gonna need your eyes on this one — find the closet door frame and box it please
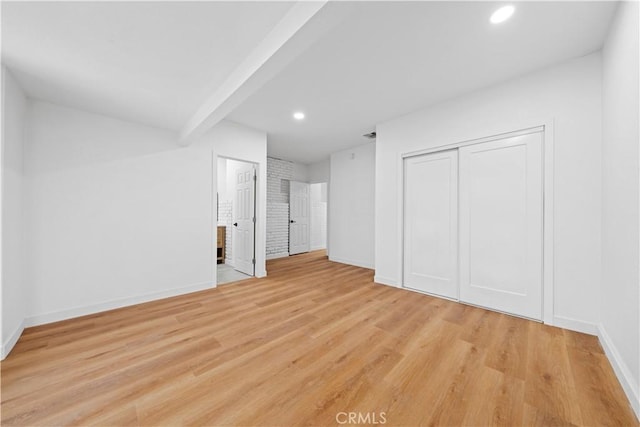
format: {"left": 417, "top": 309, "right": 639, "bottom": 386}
{"left": 398, "top": 120, "right": 554, "bottom": 325}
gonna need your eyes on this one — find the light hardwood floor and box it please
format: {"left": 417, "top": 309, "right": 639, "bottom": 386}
{"left": 1, "top": 251, "right": 637, "bottom": 426}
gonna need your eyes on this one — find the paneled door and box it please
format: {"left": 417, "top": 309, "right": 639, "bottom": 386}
{"left": 459, "top": 132, "right": 543, "bottom": 320}
{"left": 289, "top": 181, "right": 310, "bottom": 255}
{"left": 233, "top": 164, "right": 256, "bottom": 276}
{"left": 403, "top": 150, "right": 458, "bottom": 299}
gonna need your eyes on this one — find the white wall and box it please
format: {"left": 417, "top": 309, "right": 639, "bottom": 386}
{"left": 292, "top": 161, "right": 309, "bottom": 182}
{"left": 23, "top": 100, "right": 267, "bottom": 326}
{"left": 310, "top": 182, "right": 327, "bottom": 251}
{"left": 376, "top": 53, "right": 603, "bottom": 330}
{"left": 308, "top": 159, "right": 330, "bottom": 184}
{"left": 601, "top": 0, "right": 640, "bottom": 416}
{"left": 329, "top": 143, "right": 375, "bottom": 269}
{"left": 1, "top": 67, "right": 28, "bottom": 358}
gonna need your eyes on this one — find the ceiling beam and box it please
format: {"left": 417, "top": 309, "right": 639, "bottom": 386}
{"left": 179, "top": 1, "right": 351, "bottom": 146}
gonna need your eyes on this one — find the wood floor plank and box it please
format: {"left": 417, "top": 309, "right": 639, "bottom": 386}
{"left": 423, "top": 342, "right": 488, "bottom": 426}
{"left": 565, "top": 344, "right": 637, "bottom": 426}
{"left": 460, "top": 366, "right": 525, "bottom": 426}
{"left": 524, "top": 323, "right": 585, "bottom": 425}
{"left": 223, "top": 328, "right": 393, "bottom": 426}
{"left": 485, "top": 313, "right": 530, "bottom": 380}
{"left": 563, "top": 328, "right": 605, "bottom": 355}
{"left": 522, "top": 402, "right": 580, "bottom": 427}
{"left": 1, "top": 250, "right": 636, "bottom": 426}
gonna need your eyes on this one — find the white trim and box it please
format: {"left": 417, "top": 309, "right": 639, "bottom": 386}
{"left": 25, "top": 281, "right": 215, "bottom": 328}
{"left": 598, "top": 324, "right": 640, "bottom": 418}
{"left": 401, "top": 126, "right": 545, "bottom": 159}
{"left": 373, "top": 275, "right": 399, "bottom": 287}
{"left": 1, "top": 319, "right": 25, "bottom": 360}
{"left": 397, "top": 144, "right": 405, "bottom": 292}
{"left": 552, "top": 315, "right": 598, "bottom": 335}
{"left": 542, "top": 121, "right": 555, "bottom": 325}
{"left": 310, "top": 245, "right": 327, "bottom": 252}
{"left": 329, "top": 256, "right": 374, "bottom": 270}
{"left": 212, "top": 151, "right": 217, "bottom": 286}
{"left": 266, "top": 252, "right": 289, "bottom": 260}
{"left": 398, "top": 120, "right": 555, "bottom": 325}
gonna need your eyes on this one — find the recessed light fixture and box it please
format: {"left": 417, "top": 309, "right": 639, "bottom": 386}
{"left": 490, "top": 5, "right": 515, "bottom": 24}
{"left": 293, "top": 112, "right": 305, "bottom": 120}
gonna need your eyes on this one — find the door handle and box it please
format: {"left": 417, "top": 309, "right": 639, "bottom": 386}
{"left": 290, "top": 220, "right": 296, "bottom": 223}
{"left": 233, "top": 222, "right": 238, "bottom": 227}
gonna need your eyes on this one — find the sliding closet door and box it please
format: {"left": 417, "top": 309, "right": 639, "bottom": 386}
{"left": 403, "top": 150, "right": 458, "bottom": 299}
{"left": 459, "top": 132, "right": 543, "bottom": 320}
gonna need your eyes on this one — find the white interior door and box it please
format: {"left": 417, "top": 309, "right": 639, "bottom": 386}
{"left": 459, "top": 132, "right": 543, "bottom": 320}
{"left": 233, "top": 164, "right": 256, "bottom": 276}
{"left": 403, "top": 150, "right": 458, "bottom": 299}
{"left": 289, "top": 181, "right": 310, "bottom": 255}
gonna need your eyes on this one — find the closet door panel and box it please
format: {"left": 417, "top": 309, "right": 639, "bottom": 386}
{"left": 403, "top": 150, "right": 458, "bottom": 299}
{"left": 459, "top": 132, "right": 543, "bottom": 320}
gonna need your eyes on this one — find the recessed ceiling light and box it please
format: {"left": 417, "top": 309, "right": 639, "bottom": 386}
{"left": 490, "top": 5, "right": 515, "bottom": 24}
{"left": 293, "top": 112, "right": 305, "bottom": 120}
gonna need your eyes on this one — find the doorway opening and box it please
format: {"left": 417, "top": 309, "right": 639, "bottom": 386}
{"left": 288, "top": 181, "right": 328, "bottom": 256}
{"left": 216, "top": 156, "right": 257, "bottom": 285}
{"left": 309, "top": 182, "right": 328, "bottom": 254}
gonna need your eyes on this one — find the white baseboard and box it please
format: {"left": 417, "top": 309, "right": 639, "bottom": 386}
{"left": 266, "top": 252, "right": 289, "bottom": 260}
{"left": 373, "top": 275, "right": 399, "bottom": 287}
{"left": 552, "top": 315, "right": 599, "bottom": 335}
{"left": 310, "top": 245, "right": 327, "bottom": 251}
{"left": 2, "top": 319, "right": 25, "bottom": 360}
{"left": 25, "top": 281, "right": 215, "bottom": 328}
{"left": 329, "top": 256, "right": 374, "bottom": 270}
{"left": 598, "top": 324, "right": 640, "bottom": 419}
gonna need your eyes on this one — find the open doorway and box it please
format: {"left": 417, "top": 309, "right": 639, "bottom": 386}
{"left": 216, "top": 157, "right": 257, "bottom": 285}
{"left": 309, "top": 182, "right": 328, "bottom": 253}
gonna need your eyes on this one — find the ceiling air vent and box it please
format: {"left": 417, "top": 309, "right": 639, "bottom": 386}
{"left": 363, "top": 131, "right": 376, "bottom": 140}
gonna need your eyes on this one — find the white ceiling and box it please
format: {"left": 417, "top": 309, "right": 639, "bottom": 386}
{"left": 228, "top": 1, "right": 617, "bottom": 164}
{"left": 1, "top": 1, "right": 295, "bottom": 130}
{"left": 2, "top": 1, "right": 617, "bottom": 164}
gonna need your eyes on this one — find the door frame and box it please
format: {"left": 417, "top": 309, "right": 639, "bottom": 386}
{"left": 214, "top": 154, "right": 259, "bottom": 283}
{"left": 398, "top": 120, "right": 554, "bottom": 325}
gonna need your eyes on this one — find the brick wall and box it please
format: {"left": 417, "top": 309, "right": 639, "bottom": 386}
{"left": 267, "top": 157, "right": 294, "bottom": 258}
